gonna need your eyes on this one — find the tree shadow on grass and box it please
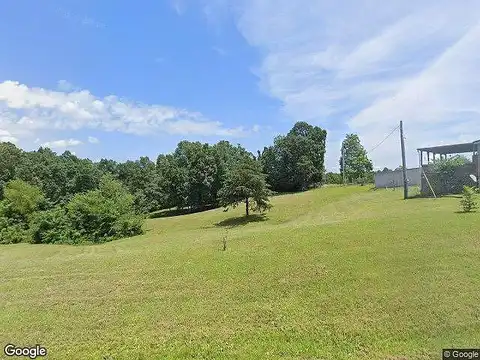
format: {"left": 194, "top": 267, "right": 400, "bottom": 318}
{"left": 214, "top": 214, "right": 268, "bottom": 228}
{"left": 407, "top": 193, "right": 427, "bottom": 200}
{"left": 408, "top": 194, "right": 464, "bottom": 200}
{"left": 149, "top": 205, "right": 217, "bottom": 219}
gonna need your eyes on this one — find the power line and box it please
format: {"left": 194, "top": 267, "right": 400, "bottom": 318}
{"left": 367, "top": 125, "right": 400, "bottom": 154}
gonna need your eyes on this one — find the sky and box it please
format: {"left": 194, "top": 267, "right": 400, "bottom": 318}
{"left": 1, "top": 0, "right": 480, "bottom": 171}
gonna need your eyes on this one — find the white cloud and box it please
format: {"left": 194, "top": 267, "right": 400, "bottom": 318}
{"left": 41, "top": 138, "right": 83, "bottom": 149}
{"left": 0, "top": 129, "right": 18, "bottom": 143}
{"left": 57, "top": 80, "right": 76, "bottom": 92}
{"left": 217, "top": 0, "right": 480, "bottom": 170}
{"left": 0, "top": 80, "right": 246, "bottom": 144}
{"left": 88, "top": 136, "right": 99, "bottom": 144}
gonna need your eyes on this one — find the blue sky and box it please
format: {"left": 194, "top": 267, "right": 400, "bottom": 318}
{"left": 1, "top": 0, "right": 480, "bottom": 171}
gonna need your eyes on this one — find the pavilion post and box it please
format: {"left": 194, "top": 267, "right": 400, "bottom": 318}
{"left": 477, "top": 143, "right": 480, "bottom": 188}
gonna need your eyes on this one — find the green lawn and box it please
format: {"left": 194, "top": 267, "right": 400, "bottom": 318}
{"left": 1, "top": 186, "right": 479, "bottom": 359}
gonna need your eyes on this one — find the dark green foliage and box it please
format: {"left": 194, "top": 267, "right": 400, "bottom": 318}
{"left": 16, "top": 149, "right": 100, "bottom": 205}
{"left": 0, "top": 142, "right": 23, "bottom": 199}
{"left": 433, "top": 156, "right": 470, "bottom": 190}
{"left": 0, "top": 180, "right": 45, "bottom": 244}
{"left": 212, "top": 141, "right": 251, "bottom": 204}
{"left": 366, "top": 171, "right": 375, "bottom": 184}
{"left": 29, "top": 207, "right": 81, "bottom": 244}
{"left": 115, "top": 157, "right": 163, "bottom": 213}
{"left": 0, "top": 175, "right": 143, "bottom": 244}
{"left": 433, "top": 156, "right": 470, "bottom": 172}
{"left": 0, "top": 218, "right": 30, "bottom": 244}
{"left": 173, "top": 141, "right": 218, "bottom": 210}
{"left": 325, "top": 172, "right": 343, "bottom": 184}
{"left": 424, "top": 156, "right": 474, "bottom": 196}
{"left": 460, "top": 186, "right": 477, "bottom": 213}
{"left": 218, "top": 156, "right": 272, "bottom": 216}
{"left": 66, "top": 175, "right": 144, "bottom": 243}
{"left": 339, "top": 134, "right": 373, "bottom": 183}
{"left": 2, "top": 180, "right": 46, "bottom": 221}
{"left": 97, "top": 158, "right": 118, "bottom": 175}
{"left": 156, "top": 154, "right": 187, "bottom": 209}
{"left": 355, "top": 172, "right": 375, "bottom": 186}
{"left": 156, "top": 140, "right": 251, "bottom": 212}
{"left": 260, "top": 122, "right": 327, "bottom": 192}
{"left": 0, "top": 122, "right": 330, "bottom": 244}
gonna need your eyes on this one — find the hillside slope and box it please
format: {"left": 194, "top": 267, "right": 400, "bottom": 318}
{"left": 1, "top": 186, "right": 479, "bottom": 359}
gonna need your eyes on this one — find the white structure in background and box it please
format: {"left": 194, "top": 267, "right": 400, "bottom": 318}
{"left": 374, "top": 168, "right": 421, "bottom": 188}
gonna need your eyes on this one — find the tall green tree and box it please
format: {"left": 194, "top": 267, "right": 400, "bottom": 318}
{"left": 166, "top": 141, "right": 218, "bottom": 211}
{"left": 116, "top": 157, "right": 163, "bottom": 213}
{"left": 15, "top": 148, "right": 100, "bottom": 205}
{"left": 218, "top": 156, "right": 272, "bottom": 216}
{"left": 180, "top": 141, "right": 217, "bottom": 210}
{"left": 260, "top": 122, "right": 327, "bottom": 192}
{"left": 339, "top": 134, "right": 373, "bottom": 183}
{"left": 1, "top": 179, "right": 46, "bottom": 222}
{"left": 211, "top": 141, "right": 251, "bottom": 204}
{"left": 0, "top": 142, "right": 23, "bottom": 199}
{"left": 97, "top": 158, "right": 118, "bottom": 175}
{"left": 156, "top": 153, "right": 188, "bottom": 209}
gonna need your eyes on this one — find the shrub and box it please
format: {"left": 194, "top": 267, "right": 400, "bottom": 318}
{"left": 325, "top": 172, "right": 343, "bottom": 185}
{"left": 0, "top": 175, "right": 144, "bottom": 245}
{"left": 0, "top": 217, "right": 29, "bottom": 244}
{"left": 66, "top": 175, "right": 144, "bottom": 243}
{"left": 29, "top": 207, "right": 82, "bottom": 244}
{"left": 3, "top": 179, "right": 46, "bottom": 220}
{"left": 0, "top": 180, "right": 47, "bottom": 244}
{"left": 460, "top": 186, "right": 477, "bottom": 213}
{"left": 111, "top": 214, "right": 144, "bottom": 238}
{"left": 355, "top": 177, "right": 366, "bottom": 186}
{"left": 433, "top": 156, "right": 472, "bottom": 194}
{"left": 355, "top": 173, "right": 374, "bottom": 186}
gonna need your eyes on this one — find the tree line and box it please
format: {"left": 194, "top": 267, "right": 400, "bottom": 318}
{"left": 326, "top": 134, "right": 374, "bottom": 185}
{"left": 0, "top": 121, "right": 335, "bottom": 245}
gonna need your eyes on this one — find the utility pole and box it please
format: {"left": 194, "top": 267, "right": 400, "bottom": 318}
{"left": 400, "top": 121, "right": 408, "bottom": 199}
{"left": 342, "top": 144, "right": 346, "bottom": 185}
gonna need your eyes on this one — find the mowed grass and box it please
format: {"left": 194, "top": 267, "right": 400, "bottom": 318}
{"left": 1, "top": 186, "right": 479, "bottom": 360}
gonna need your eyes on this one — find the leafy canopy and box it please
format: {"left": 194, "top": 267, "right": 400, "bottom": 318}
{"left": 260, "top": 122, "right": 327, "bottom": 192}
{"left": 218, "top": 156, "right": 272, "bottom": 216}
{"left": 339, "top": 134, "right": 373, "bottom": 183}
{"left": 2, "top": 179, "right": 46, "bottom": 219}
{"left": 0, "top": 121, "right": 329, "bottom": 245}
{"left": 67, "top": 175, "right": 143, "bottom": 242}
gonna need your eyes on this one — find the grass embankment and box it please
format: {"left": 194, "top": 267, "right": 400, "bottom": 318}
{"left": 1, "top": 186, "right": 479, "bottom": 359}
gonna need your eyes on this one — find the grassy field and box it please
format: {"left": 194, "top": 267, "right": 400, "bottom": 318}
{"left": 1, "top": 186, "right": 479, "bottom": 359}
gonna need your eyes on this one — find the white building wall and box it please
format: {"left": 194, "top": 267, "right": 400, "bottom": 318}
{"left": 374, "top": 168, "right": 421, "bottom": 188}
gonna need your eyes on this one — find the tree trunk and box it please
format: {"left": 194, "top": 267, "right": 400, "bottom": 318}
{"left": 245, "top": 197, "right": 249, "bottom": 216}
